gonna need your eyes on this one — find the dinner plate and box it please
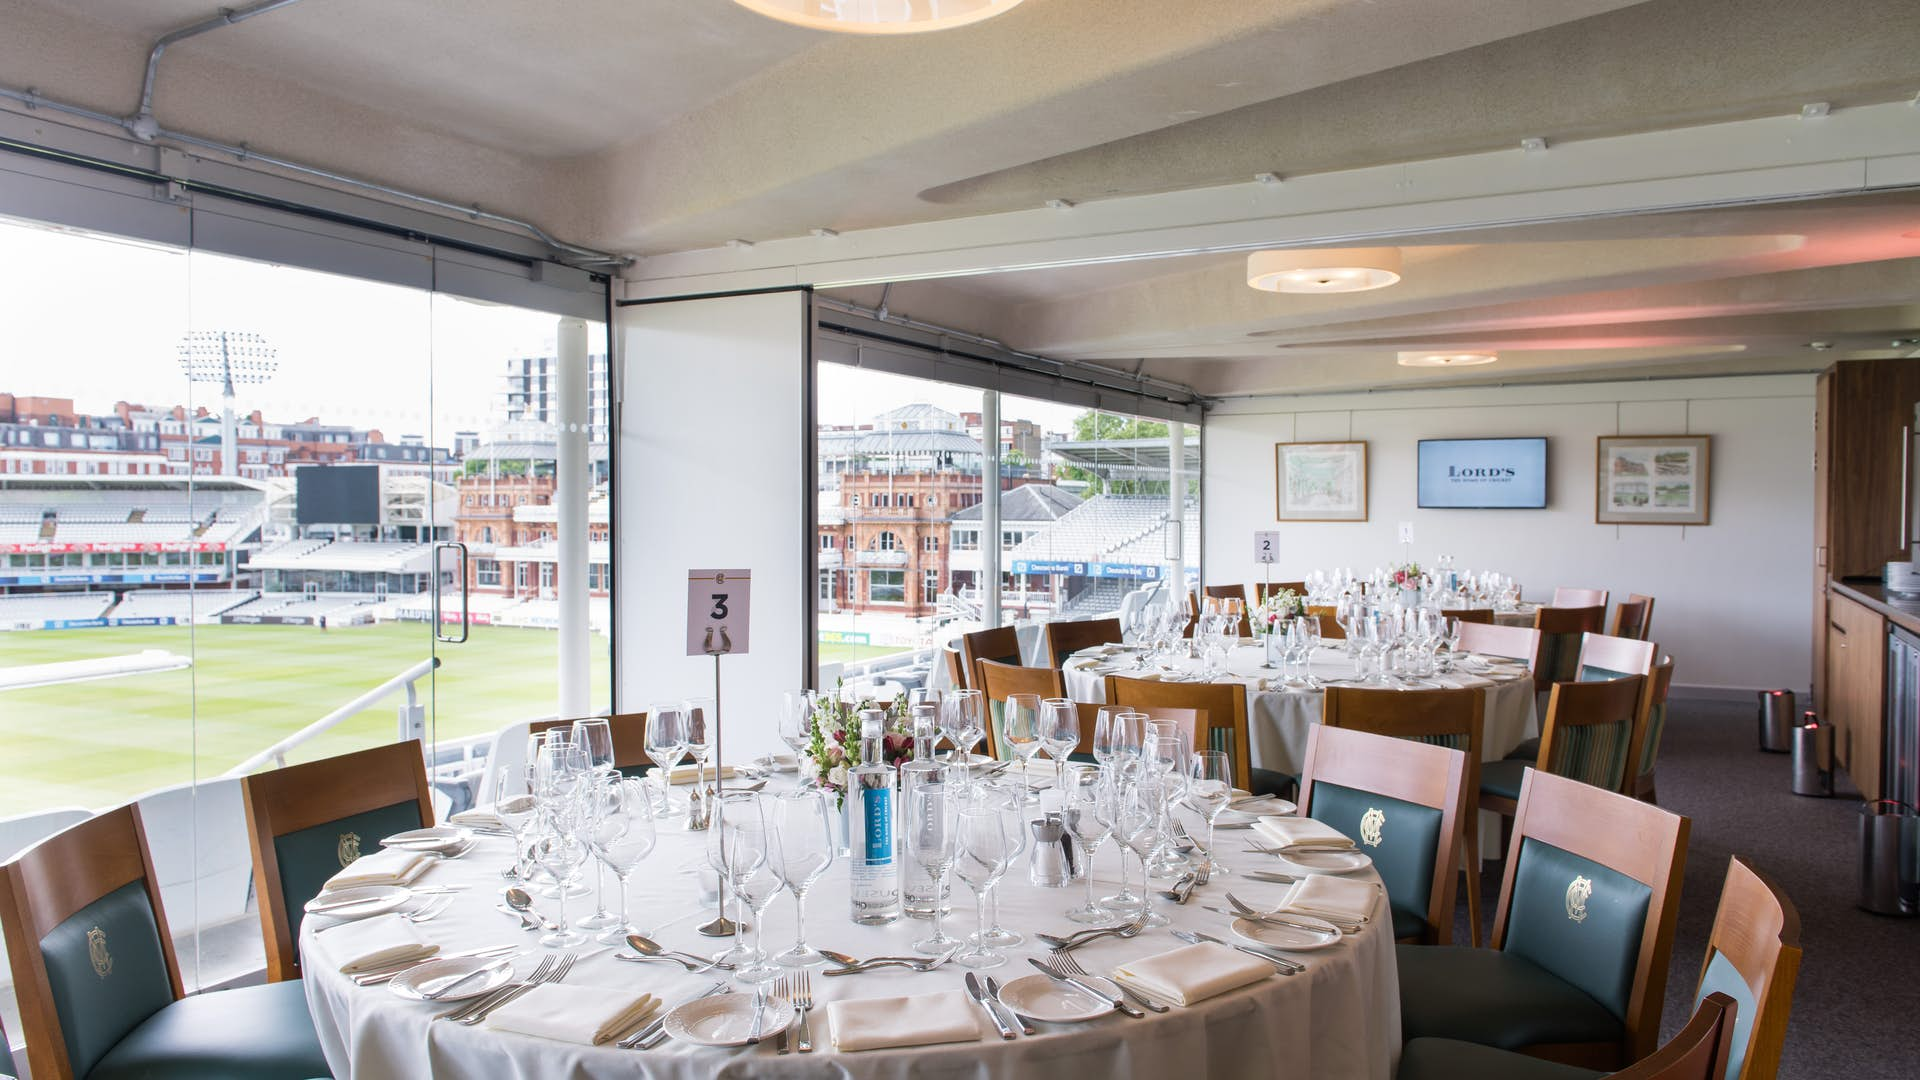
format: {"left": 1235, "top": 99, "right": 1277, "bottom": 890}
{"left": 1271, "top": 847, "right": 1373, "bottom": 875}
{"left": 994, "top": 973, "right": 1112, "bottom": 1023}
{"left": 387, "top": 955, "right": 513, "bottom": 1002}
{"left": 1218, "top": 798, "right": 1295, "bottom": 823}
{"left": 662, "top": 992, "right": 795, "bottom": 1047}
{"left": 304, "top": 884, "right": 411, "bottom": 919}
{"left": 1231, "top": 914, "right": 1342, "bottom": 952}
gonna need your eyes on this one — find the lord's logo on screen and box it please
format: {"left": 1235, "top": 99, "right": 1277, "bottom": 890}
{"left": 338, "top": 831, "right": 362, "bottom": 867}
{"left": 1566, "top": 875, "right": 1593, "bottom": 923}
{"left": 88, "top": 926, "right": 112, "bottom": 979}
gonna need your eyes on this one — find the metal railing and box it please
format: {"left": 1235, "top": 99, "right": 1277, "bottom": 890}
{"left": 222, "top": 656, "right": 439, "bottom": 776}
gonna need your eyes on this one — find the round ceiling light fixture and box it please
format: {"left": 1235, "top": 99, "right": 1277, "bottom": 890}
{"left": 1398, "top": 351, "right": 1497, "bottom": 368}
{"left": 1247, "top": 247, "right": 1403, "bottom": 293}
{"left": 730, "top": 0, "right": 1025, "bottom": 34}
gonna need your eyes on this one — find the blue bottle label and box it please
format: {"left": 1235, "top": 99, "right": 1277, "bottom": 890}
{"left": 861, "top": 787, "right": 892, "bottom": 865}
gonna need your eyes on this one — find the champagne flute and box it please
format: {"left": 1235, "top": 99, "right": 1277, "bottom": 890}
{"left": 571, "top": 718, "right": 618, "bottom": 930}
{"left": 1040, "top": 697, "right": 1081, "bottom": 795}
{"left": 769, "top": 788, "right": 835, "bottom": 966}
{"left": 644, "top": 705, "right": 689, "bottom": 820}
{"left": 585, "top": 776, "right": 657, "bottom": 943}
{"left": 1061, "top": 764, "right": 1117, "bottom": 923}
{"left": 906, "top": 782, "right": 959, "bottom": 955}
{"left": 1184, "top": 750, "right": 1233, "bottom": 875}
{"left": 1002, "top": 694, "right": 1044, "bottom": 805}
{"left": 951, "top": 807, "right": 1013, "bottom": 969}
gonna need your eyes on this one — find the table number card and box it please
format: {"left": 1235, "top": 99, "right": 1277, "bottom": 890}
{"left": 1397, "top": 521, "right": 1415, "bottom": 545}
{"left": 687, "top": 568, "right": 750, "bottom": 656}
{"left": 1254, "top": 531, "right": 1281, "bottom": 564}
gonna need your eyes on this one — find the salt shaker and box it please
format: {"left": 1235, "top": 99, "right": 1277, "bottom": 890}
{"left": 1027, "top": 815, "right": 1071, "bottom": 887}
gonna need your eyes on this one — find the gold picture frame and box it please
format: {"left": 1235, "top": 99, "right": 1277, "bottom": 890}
{"left": 1595, "top": 435, "right": 1710, "bottom": 525}
{"left": 1276, "top": 441, "right": 1369, "bottom": 522}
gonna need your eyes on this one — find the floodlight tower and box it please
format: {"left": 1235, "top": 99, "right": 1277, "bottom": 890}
{"left": 177, "top": 331, "right": 278, "bottom": 477}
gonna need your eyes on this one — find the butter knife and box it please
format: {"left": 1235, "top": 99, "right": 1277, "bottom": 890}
{"left": 966, "top": 972, "right": 1017, "bottom": 1039}
{"left": 1026, "top": 958, "right": 1142, "bottom": 1018}
{"left": 1171, "top": 929, "right": 1302, "bottom": 974}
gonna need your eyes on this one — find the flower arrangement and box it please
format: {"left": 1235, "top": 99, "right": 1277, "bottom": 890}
{"left": 1252, "top": 588, "right": 1301, "bottom": 636}
{"left": 806, "top": 680, "right": 916, "bottom": 807}
{"left": 1390, "top": 562, "right": 1423, "bottom": 588}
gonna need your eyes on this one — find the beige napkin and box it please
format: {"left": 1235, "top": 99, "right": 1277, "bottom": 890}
{"left": 826, "top": 989, "right": 982, "bottom": 1052}
{"left": 666, "top": 764, "right": 738, "bottom": 785}
{"left": 319, "top": 914, "right": 438, "bottom": 974}
{"left": 323, "top": 846, "right": 433, "bottom": 891}
{"left": 1111, "top": 942, "right": 1273, "bottom": 1006}
{"left": 1442, "top": 672, "right": 1493, "bottom": 689}
{"left": 1280, "top": 875, "right": 1380, "bottom": 923}
{"left": 1253, "top": 817, "right": 1353, "bottom": 850}
{"left": 486, "top": 982, "right": 661, "bottom": 1045}
{"left": 449, "top": 807, "right": 505, "bottom": 830}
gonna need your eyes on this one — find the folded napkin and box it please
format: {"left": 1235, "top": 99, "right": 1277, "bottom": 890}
{"left": 319, "top": 915, "right": 437, "bottom": 974}
{"left": 1280, "top": 875, "right": 1380, "bottom": 924}
{"left": 1110, "top": 942, "right": 1273, "bottom": 1007}
{"left": 486, "top": 982, "right": 661, "bottom": 1045}
{"left": 448, "top": 807, "right": 502, "bottom": 830}
{"left": 1442, "top": 672, "right": 1493, "bottom": 689}
{"left": 666, "top": 764, "right": 738, "bottom": 785}
{"left": 323, "top": 846, "right": 433, "bottom": 891}
{"left": 827, "top": 989, "right": 982, "bottom": 1052}
{"left": 1253, "top": 817, "right": 1353, "bottom": 851}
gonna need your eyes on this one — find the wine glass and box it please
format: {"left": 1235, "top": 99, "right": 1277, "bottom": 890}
{"left": 585, "top": 776, "right": 657, "bottom": 943}
{"left": 683, "top": 696, "right": 716, "bottom": 796}
{"left": 1142, "top": 730, "right": 1189, "bottom": 879}
{"left": 951, "top": 807, "right": 1013, "bottom": 969}
{"left": 494, "top": 770, "right": 540, "bottom": 891}
{"left": 941, "top": 689, "right": 986, "bottom": 767}
{"left": 1001, "top": 694, "right": 1044, "bottom": 805}
{"left": 1115, "top": 778, "right": 1169, "bottom": 927}
{"left": 644, "top": 706, "right": 689, "bottom": 819}
{"left": 1185, "top": 750, "right": 1233, "bottom": 876}
{"left": 1061, "top": 764, "right": 1117, "bottom": 923}
{"left": 1297, "top": 614, "right": 1323, "bottom": 688}
{"left": 1092, "top": 706, "right": 1138, "bottom": 768}
{"left": 707, "top": 791, "right": 770, "bottom": 973}
{"left": 905, "top": 781, "right": 959, "bottom": 955}
{"left": 570, "top": 718, "right": 619, "bottom": 930}
{"left": 778, "top": 691, "right": 813, "bottom": 772}
{"left": 1440, "top": 616, "right": 1464, "bottom": 672}
{"left": 768, "top": 788, "right": 834, "bottom": 966}
{"left": 1040, "top": 697, "right": 1081, "bottom": 794}
{"left": 974, "top": 782, "right": 1029, "bottom": 947}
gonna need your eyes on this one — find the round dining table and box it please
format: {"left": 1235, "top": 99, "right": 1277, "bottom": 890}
{"left": 1063, "top": 643, "right": 1538, "bottom": 779}
{"left": 301, "top": 786, "right": 1402, "bottom": 1079}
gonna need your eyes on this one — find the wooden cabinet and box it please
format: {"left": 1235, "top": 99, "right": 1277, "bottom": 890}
{"left": 1827, "top": 590, "right": 1885, "bottom": 799}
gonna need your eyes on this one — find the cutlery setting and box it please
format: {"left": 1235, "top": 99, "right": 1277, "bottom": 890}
{"left": 438, "top": 952, "right": 577, "bottom": 1025}
{"left": 820, "top": 946, "right": 958, "bottom": 975}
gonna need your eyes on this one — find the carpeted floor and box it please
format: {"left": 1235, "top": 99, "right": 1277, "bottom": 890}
{"left": 1452, "top": 697, "right": 1920, "bottom": 1077}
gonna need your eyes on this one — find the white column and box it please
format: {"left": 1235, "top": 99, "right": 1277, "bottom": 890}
{"left": 1167, "top": 421, "right": 1186, "bottom": 589}
{"left": 981, "top": 390, "right": 1002, "bottom": 628}
{"left": 556, "top": 317, "right": 590, "bottom": 719}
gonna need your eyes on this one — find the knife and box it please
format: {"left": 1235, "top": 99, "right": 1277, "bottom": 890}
{"left": 983, "top": 975, "right": 1034, "bottom": 1035}
{"left": 966, "top": 972, "right": 1017, "bottom": 1039}
{"left": 418, "top": 958, "right": 511, "bottom": 1000}
{"left": 624, "top": 982, "right": 727, "bottom": 1050}
{"left": 1025, "top": 958, "right": 1143, "bottom": 1018}
{"left": 1170, "top": 929, "right": 1302, "bottom": 974}
{"left": 1243, "top": 870, "right": 1300, "bottom": 885}
{"left": 1204, "top": 904, "right": 1355, "bottom": 935}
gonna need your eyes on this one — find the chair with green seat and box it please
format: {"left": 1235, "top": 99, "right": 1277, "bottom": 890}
{"left": 1458, "top": 622, "right": 1543, "bottom": 674}
{"left": 959, "top": 626, "right": 1024, "bottom": 694}
{"left": 1507, "top": 632, "right": 1657, "bottom": 766}
{"left": 1398, "top": 991, "right": 1739, "bottom": 1080}
{"left": 1323, "top": 686, "right": 1486, "bottom": 945}
{"left": 974, "top": 659, "right": 1066, "bottom": 759}
{"left": 1104, "top": 675, "right": 1293, "bottom": 798}
{"left": 531, "top": 713, "right": 656, "bottom": 779}
{"left": 1533, "top": 606, "right": 1607, "bottom": 690}
{"left": 0, "top": 805, "right": 331, "bottom": 1079}
{"left": 1297, "top": 721, "right": 1470, "bottom": 946}
{"left": 1042, "top": 618, "right": 1123, "bottom": 668}
{"left": 1398, "top": 768, "right": 1690, "bottom": 1070}
{"left": 1482, "top": 674, "right": 1647, "bottom": 852}
{"left": 1631, "top": 658, "right": 1676, "bottom": 804}
{"left": 242, "top": 740, "right": 436, "bottom": 982}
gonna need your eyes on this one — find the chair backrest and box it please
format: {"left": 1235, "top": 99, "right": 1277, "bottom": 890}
{"left": 0, "top": 806, "right": 181, "bottom": 1080}
{"left": 1537, "top": 674, "right": 1647, "bottom": 794}
{"left": 1306, "top": 604, "right": 1345, "bottom": 640}
{"left": 1104, "top": 676, "right": 1252, "bottom": 790}
{"left": 1553, "top": 587, "right": 1611, "bottom": 609}
{"left": 975, "top": 659, "right": 1066, "bottom": 758}
{"left": 1067, "top": 703, "right": 1111, "bottom": 757}
{"left": 1200, "top": 585, "right": 1252, "bottom": 637}
{"left": 531, "top": 712, "right": 656, "bottom": 777}
{"left": 241, "top": 740, "right": 436, "bottom": 981}
{"left": 959, "top": 626, "right": 1023, "bottom": 691}
{"left": 1694, "top": 857, "right": 1800, "bottom": 1080}
{"left": 1612, "top": 992, "right": 1739, "bottom": 1080}
{"left": 1449, "top": 607, "right": 1495, "bottom": 624}
{"left": 1043, "top": 618, "right": 1123, "bottom": 667}
{"left": 1458, "top": 622, "right": 1543, "bottom": 671}
{"left": 1493, "top": 769, "right": 1689, "bottom": 1064}
{"left": 1634, "top": 656, "right": 1677, "bottom": 788}
{"left": 943, "top": 643, "right": 969, "bottom": 691}
{"left": 1298, "top": 722, "right": 1470, "bottom": 945}
{"left": 1535, "top": 604, "right": 1607, "bottom": 685}
{"left": 1610, "top": 594, "right": 1655, "bottom": 641}
{"left": 1255, "top": 581, "right": 1308, "bottom": 603}
{"left": 1578, "top": 632, "right": 1658, "bottom": 680}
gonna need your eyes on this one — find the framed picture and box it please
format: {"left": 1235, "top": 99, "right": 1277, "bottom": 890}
{"left": 1596, "top": 435, "right": 1711, "bottom": 525}
{"left": 1275, "top": 441, "right": 1368, "bottom": 521}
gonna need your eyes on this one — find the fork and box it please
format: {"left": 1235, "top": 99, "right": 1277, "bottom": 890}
{"left": 438, "top": 955, "right": 553, "bottom": 1023}
{"left": 776, "top": 973, "right": 794, "bottom": 1054}
{"left": 794, "top": 969, "right": 815, "bottom": 1053}
{"left": 1040, "top": 919, "right": 1145, "bottom": 954}
{"left": 403, "top": 895, "right": 454, "bottom": 923}
{"left": 457, "top": 952, "right": 575, "bottom": 1025}
{"left": 1054, "top": 949, "right": 1168, "bottom": 1013}
{"left": 821, "top": 947, "right": 958, "bottom": 975}
{"left": 1044, "top": 952, "right": 1141, "bottom": 1017}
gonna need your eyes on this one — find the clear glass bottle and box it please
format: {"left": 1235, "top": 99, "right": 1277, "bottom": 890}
{"left": 898, "top": 704, "right": 950, "bottom": 918}
{"left": 849, "top": 708, "right": 901, "bottom": 924}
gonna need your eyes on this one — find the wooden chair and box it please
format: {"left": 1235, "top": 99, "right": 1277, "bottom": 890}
{"left": 1507, "top": 633, "right": 1658, "bottom": 768}
{"left": 943, "top": 642, "right": 969, "bottom": 691}
{"left": 1481, "top": 676, "right": 1648, "bottom": 865}
{"left": 1255, "top": 580, "right": 1308, "bottom": 603}
{"left": 1043, "top": 617, "right": 1123, "bottom": 667}
{"left": 975, "top": 658, "right": 1066, "bottom": 758}
{"left": 241, "top": 739, "right": 436, "bottom": 981}
{"left": 1298, "top": 723, "right": 1469, "bottom": 947}
{"left": 1399, "top": 992, "right": 1738, "bottom": 1080}
{"left": 1552, "top": 587, "right": 1611, "bottom": 609}
{"left": 1610, "top": 594, "right": 1656, "bottom": 641}
{"left": 1534, "top": 605, "right": 1607, "bottom": 689}
{"left": 1200, "top": 584, "right": 1253, "bottom": 637}
{"left": 1693, "top": 857, "right": 1801, "bottom": 1080}
{"left": 1323, "top": 686, "right": 1487, "bottom": 945}
{"left": 1459, "top": 622, "right": 1543, "bottom": 672}
{"left": 1632, "top": 657, "right": 1677, "bottom": 803}
{"left": 959, "top": 626, "right": 1023, "bottom": 692}
{"left": 1307, "top": 604, "right": 1345, "bottom": 640}
{"left": 1449, "top": 608, "right": 1496, "bottom": 624}
{"left": 1103, "top": 675, "right": 1286, "bottom": 796}
{"left": 1398, "top": 769, "right": 1690, "bottom": 1070}
{"left": 531, "top": 712, "right": 656, "bottom": 778}
{"left": 0, "top": 806, "right": 329, "bottom": 1079}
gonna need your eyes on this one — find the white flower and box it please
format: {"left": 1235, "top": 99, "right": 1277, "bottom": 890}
{"left": 827, "top": 764, "right": 847, "bottom": 789}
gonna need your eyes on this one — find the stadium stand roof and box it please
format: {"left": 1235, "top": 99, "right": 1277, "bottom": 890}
{"left": 950, "top": 484, "right": 1081, "bottom": 524}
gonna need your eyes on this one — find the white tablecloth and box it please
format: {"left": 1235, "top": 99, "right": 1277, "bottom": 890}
{"left": 302, "top": 791, "right": 1401, "bottom": 1079}
{"left": 1063, "top": 645, "right": 1537, "bottom": 776}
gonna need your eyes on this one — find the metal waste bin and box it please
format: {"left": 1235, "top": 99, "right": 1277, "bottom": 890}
{"left": 1858, "top": 800, "right": 1918, "bottom": 916}
{"left": 1791, "top": 715, "right": 1833, "bottom": 797}
{"left": 1758, "top": 689, "right": 1795, "bottom": 753}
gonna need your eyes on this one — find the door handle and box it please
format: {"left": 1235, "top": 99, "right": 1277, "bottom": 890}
{"left": 433, "top": 541, "right": 470, "bottom": 644}
{"left": 1903, "top": 425, "right": 1911, "bottom": 553}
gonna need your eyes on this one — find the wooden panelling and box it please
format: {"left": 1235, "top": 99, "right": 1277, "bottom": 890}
{"left": 1826, "top": 591, "right": 1884, "bottom": 799}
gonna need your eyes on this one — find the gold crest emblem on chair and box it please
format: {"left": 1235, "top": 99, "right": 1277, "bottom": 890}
{"left": 1360, "top": 806, "right": 1386, "bottom": 848}
{"left": 337, "top": 831, "right": 361, "bottom": 868}
{"left": 1566, "top": 874, "right": 1593, "bottom": 923}
{"left": 87, "top": 926, "right": 112, "bottom": 979}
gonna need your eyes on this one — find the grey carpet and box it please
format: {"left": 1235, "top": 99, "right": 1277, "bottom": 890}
{"left": 1450, "top": 698, "right": 1920, "bottom": 1077}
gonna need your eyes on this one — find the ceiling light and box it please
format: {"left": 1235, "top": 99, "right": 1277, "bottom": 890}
{"left": 1399, "top": 351, "right": 1497, "bottom": 368}
{"left": 1247, "top": 248, "right": 1403, "bottom": 293}
{"left": 730, "top": 0, "right": 1025, "bottom": 34}
{"left": 1807, "top": 341, "right": 1834, "bottom": 350}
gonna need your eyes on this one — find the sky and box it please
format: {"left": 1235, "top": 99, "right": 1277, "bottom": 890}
{"left": 0, "top": 215, "right": 1098, "bottom": 444}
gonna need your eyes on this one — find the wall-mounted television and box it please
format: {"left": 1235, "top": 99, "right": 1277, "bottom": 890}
{"left": 1417, "top": 437, "right": 1549, "bottom": 509}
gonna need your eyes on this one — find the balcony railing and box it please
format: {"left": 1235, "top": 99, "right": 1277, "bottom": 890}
{"left": 855, "top": 549, "right": 910, "bottom": 567}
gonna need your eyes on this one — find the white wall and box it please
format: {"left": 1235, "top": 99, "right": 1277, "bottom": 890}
{"left": 1203, "top": 374, "right": 1815, "bottom": 694}
{"left": 615, "top": 290, "right": 810, "bottom": 763}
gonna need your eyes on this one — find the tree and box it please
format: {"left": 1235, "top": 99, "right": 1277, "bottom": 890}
{"left": 1057, "top": 412, "right": 1174, "bottom": 495}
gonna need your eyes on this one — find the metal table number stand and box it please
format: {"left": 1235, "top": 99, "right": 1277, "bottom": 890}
{"left": 687, "top": 569, "right": 750, "bottom": 939}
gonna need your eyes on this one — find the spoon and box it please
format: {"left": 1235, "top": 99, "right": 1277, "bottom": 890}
{"left": 503, "top": 888, "right": 560, "bottom": 931}
{"left": 624, "top": 934, "right": 734, "bottom": 971}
